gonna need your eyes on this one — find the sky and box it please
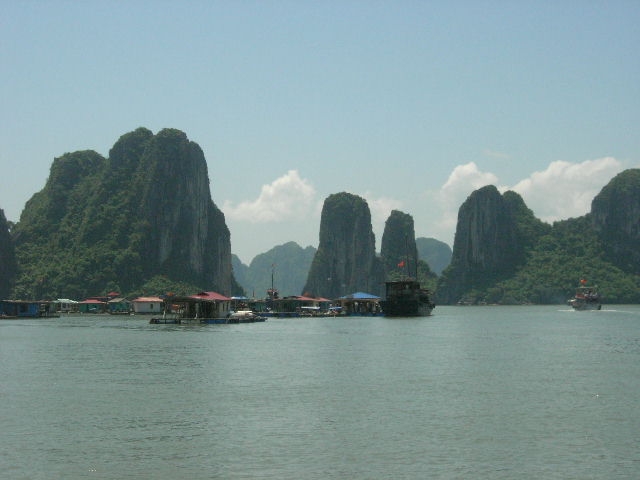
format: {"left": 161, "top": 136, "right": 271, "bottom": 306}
{"left": 2, "top": 1, "right": 639, "bottom": 264}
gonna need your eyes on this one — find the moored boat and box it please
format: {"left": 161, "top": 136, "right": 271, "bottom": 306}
{"left": 380, "top": 279, "right": 435, "bottom": 317}
{"left": 226, "top": 310, "right": 266, "bottom": 323}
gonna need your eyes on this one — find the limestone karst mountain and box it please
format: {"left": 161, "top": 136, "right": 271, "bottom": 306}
{"left": 591, "top": 168, "right": 640, "bottom": 274}
{"left": 303, "top": 192, "right": 385, "bottom": 298}
{"left": 436, "top": 169, "right": 640, "bottom": 304}
{"left": 0, "top": 209, "right": 16, "bottom": 299}
{"left": 5, "top": 132, "right": 639, "bottom": 306}
{"left": 436, "top": 186, "right": 550, "bottom": 304}
{"left": 380, "top": 210, "right": 420, "bottom": 277}
{"left": 11, "top": 127, "right": 240, "bottom": 299}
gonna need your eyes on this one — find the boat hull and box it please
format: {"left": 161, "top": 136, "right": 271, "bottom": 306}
{"left": 381, "top": 279, "right": 435, "bottom": 317}
{"left": 150, "top": 316, "right": 266, "bottom": 325}
{"left": 568, "top": 284, "right": 601, "bottom": 311}
{"left": 569, "top": 299, "right": 601, "bottom": 311}
{"left": 380, "top": 299, "right": 434, "bottom": 317}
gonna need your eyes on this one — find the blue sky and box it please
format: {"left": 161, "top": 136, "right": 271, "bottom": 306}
{"left": 2, "top": 1, "right": 639, "bottom": 264}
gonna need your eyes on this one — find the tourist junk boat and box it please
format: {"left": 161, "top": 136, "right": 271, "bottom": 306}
{"left": 568, "top": 280, "right": 602, "bottom": 311}
{"left": 380, "top": 245, "right": 435, "bottom": 317}
{"left": 380, "top": 278, "right": 435, "bottom": 317}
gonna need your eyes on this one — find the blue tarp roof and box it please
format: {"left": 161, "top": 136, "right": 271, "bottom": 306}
{"left": 338, "top": 292, "right": 380, "bottom": 300}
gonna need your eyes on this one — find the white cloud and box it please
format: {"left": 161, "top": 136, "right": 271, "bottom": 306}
{"left": 441, "top": 162, "right": 500, "bottom": 194}
{"left": 402, "top": 162, "right": 500, "bottom": 247}
{"left": 431, "top": 162, "right": 499, "bottom": 240}
{"left": 508, "top": 157, "right": 623, "bottom": 222}
{"left": 415, "top": 158, "right": 625, "bottom": 247}
{"left": 222, "top": 170, "right": 316, "bottom": 223}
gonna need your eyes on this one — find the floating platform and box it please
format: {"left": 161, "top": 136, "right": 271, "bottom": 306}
{"left": 150, "top": 314, "right": 266, "bottom": 325}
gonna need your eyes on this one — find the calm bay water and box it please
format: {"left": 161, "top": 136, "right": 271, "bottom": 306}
{"left": 2, "top": 305, "right": 640, "bottom": 479}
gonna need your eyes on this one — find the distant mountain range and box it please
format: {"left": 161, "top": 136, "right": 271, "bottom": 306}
{"left": 232, "top": 242, "right": 317, "bottom": 299}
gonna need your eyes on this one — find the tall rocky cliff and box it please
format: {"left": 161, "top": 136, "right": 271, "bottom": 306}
{"left": 591, "top": 168, "right": 640, "bottom": 274}
{"left": 380, "top": 210, "right": 420, "bottom": 277}
{"left": 12, "top": 127, "right": 239, "bottom": 299}
{"left": 0, "top": 209, "right": 17, "bottom": 298}
{"left": 303, "top": 192, "right": 384, "bottom": 298}
{"left": 437, "top": 185, "right": 549, "bottom": 304}
{"left": 380, "top": 210, "right": 438, "bottom": 291}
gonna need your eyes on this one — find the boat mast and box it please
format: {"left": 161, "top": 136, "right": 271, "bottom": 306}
{"left": 401, "top": 235, "right": 407, "bottom": 279}
{"left": 404, "top": 234, "right": 417, "bottom": 280}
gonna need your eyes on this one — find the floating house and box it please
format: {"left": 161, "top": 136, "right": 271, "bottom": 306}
{"left": 78, "top": 298, "right": 107, "bottom": 314}
{"left": 131, "top": 296, "right": 164, "bottom": 314}
{"left": 252, "top": 295, "right": 331, "bottom": 317}
{"left": 52, "top": 298, "right": 79, "bottom": 313}
{"left": 150, "top": 291, "right": 253, "bottom": 324}
{"left": 336, "top": 292, "right": 382, "bottom": 316}
{"left": 0, "top": 300, "right": 55, "bottom": 318}
{"left": 107, "top": 297, "right": 131, "bottom": 314}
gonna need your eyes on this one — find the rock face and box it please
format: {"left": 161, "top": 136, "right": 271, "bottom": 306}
{"left": 591, "top": 168, "right": 640, "bottom": 274}
{"left": 437, "top": 186, "right": 547, "bottom": 304}
{"left": 12, "top": 127, "right": 239, "bottom": 298}
{"left": 0, "top": 209, "right": 16, "bottom": 298}
{"left": 131, "top": 129, "right": 233, "bottom": 288}
{"left": 303, "top": 193, "right": 384, "bottom": 298}
{"left": 380, "top": 210, "right": 420, "bottom": 278}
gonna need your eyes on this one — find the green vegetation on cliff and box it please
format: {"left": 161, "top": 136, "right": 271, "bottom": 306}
{"left": 436, "top": 170, "right": 640, "bottom": 305}
{"left": 437, "top": 186, "right": 550, "bottom": 304}
{"left": 5, "top": 133, "right": 638, "bottom": 307}
{"left": 490, "top": 216, "right": 639, "bottom": 304}
{"left": 11, "top": 128, "right": 240, "bottom": 300}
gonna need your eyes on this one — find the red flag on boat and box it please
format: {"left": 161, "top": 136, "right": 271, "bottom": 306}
{"left": 398, "top": 260, "right": 405, "bottom": 268}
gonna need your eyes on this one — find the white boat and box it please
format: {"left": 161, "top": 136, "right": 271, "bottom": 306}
{"left": 228, "top": 310, "right": 266, "bottom": 322}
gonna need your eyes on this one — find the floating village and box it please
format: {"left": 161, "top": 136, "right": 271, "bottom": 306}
{"left": 1, "top": 277, "right": 604, "bottom": 322}
{"left": 0, "top": 278, "right": 436, "bottom": 324}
